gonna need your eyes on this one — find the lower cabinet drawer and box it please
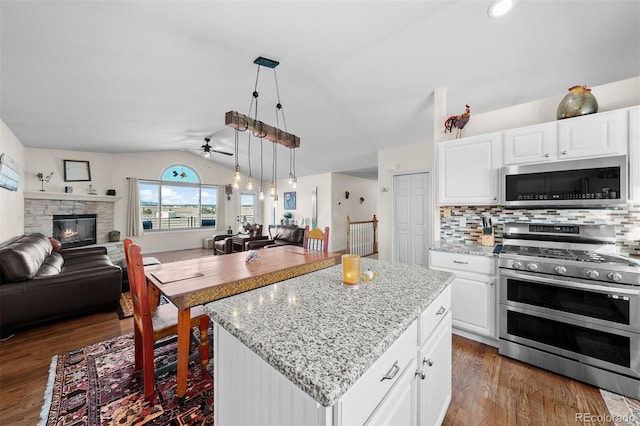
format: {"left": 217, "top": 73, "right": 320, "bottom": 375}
{"left": 339, "top": 321, "right": 417, "bottom": 426}
{"left": 419, "top": 285, "right": 451, "bottom": 347}
{"left": 429, "top": 250, "right": 496, "bottom": 276}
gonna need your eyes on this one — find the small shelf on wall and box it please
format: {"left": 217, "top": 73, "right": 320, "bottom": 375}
{"left": 23, "top": 191, "right": 122, "bottom": 203}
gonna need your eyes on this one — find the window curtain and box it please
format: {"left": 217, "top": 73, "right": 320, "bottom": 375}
{"left": 126, "top": 177, "right": 143, "bottom": 237}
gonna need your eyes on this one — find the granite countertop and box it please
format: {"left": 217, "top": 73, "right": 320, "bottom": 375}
{"left": 204, "top": 258, "right": 454, "bottom": 407}
{"left": 428, "top": 241, "right": 498, "bottom": 257}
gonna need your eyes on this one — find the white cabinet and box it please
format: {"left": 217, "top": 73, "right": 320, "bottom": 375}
{"left": 503, "top": 122, "right": 558, "bottom": 165}
{"left": 365, "top": 358, "right": 418, "bottom": 426}
{"left": 340, "top": 321, "right": 418, "bottom": 426}
{"left": 438, "top": 133, "right": 502, "bottom": 205}
{"left": 557, "top": 109, "right": 628, "bottom": 159}
{"left": 629, "top": 106, "right": 640, "bottom": 202}
{"left": 417, "top": 313, "right": 452, "bottom": 426}
{"left": 429, "top": 250, "right": 497, "bottom": 345}
{"left": 503, "top": 109, "right": 629, "bottom": 165}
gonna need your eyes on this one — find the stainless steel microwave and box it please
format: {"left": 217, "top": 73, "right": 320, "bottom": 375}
{"left": 501, "top": 155, "right": 627, "bottom": 208}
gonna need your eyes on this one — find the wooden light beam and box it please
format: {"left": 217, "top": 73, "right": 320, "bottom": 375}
{"left": 225, "top": 111, "right": 300, "bottom": 149}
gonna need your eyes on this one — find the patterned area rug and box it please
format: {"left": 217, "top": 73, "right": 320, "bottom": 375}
{"left": 39, "top": 333, "right": 213, "bottom": 425}
{"left": 116, "top": 291, "right": 134, "bottom": 319}
{"left": 600, "top": 389, "right": 640, "bottom": 426}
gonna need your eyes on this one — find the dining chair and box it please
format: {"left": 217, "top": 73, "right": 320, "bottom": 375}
{"left": 303, "top": 226, "right": 330, "bottom": 253}
{"left": 125, "top": 241, "right": 209, "bottom": 400}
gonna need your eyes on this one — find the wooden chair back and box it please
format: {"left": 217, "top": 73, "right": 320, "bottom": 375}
{"left": 128, "top": 243, "right": 155, "bottom": 342}
{"left": 303, "top": 226, "right": 329, "bottom": 253}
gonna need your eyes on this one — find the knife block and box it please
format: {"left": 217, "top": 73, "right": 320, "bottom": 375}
{"left": 481, "top": 234, "right": 495, "bottom": 247}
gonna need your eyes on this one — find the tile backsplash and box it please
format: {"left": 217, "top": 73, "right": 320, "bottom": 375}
{"left": 440, "top": 205, "right": 640, "bottom": 257}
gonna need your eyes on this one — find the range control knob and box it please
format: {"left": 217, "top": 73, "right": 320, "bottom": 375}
{"left": 607, "top": 272, "right": 622, "bottom": 282}
{"left": 585, "top": 269, "right": 600, "bottom": 279}
{"left": 527, "top": 263, "right": 538, "bottom": 271}
{"left": 512, "top": 261, "right": 523, "bottom": 270}
{"left": 554, "top": 266, "right": 567, "bottom": 275}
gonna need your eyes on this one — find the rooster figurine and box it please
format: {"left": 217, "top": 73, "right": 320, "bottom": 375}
{"left": 444, "top": 104, "right": 471, "bottom": 139}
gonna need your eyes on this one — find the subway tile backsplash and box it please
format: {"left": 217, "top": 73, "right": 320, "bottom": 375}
{"left": 440, "top": 205, "right": 640, "bottom": 257}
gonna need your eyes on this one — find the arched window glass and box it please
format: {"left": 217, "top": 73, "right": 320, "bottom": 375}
{"left": 161, "top": 165, "right": 200, "bottom": 183}
{"left": 139, "top": 165, "right": 217, "bottom": 231}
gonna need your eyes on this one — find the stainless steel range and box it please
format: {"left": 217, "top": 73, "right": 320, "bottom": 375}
{"left": 498, "top": 222, "right": 640, "bottom": 399}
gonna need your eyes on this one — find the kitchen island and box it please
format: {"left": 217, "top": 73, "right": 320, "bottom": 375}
{"left": 204, "top": 258, "right": 455, "bottom": 426}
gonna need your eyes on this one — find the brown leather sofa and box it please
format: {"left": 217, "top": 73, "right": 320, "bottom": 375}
{"left": 0, "top": 233, "right": 122, "bottom": 339}
{"left": 245, "top": 225, "right": 304, "bottom": 250}
{"left": 214, "top": 224, "right": 265, "bottom": 255}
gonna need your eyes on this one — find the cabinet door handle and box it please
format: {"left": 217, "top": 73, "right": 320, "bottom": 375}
{"left": 415, "top": 370, "right": 426, "bottom": 380}
{"left": 488, "top": 281, "right": 495, "bottom": 286}
{"left": 436, "top": 305, "right": 446, "bottom": 315}
{"left": 561, "top": 150, "right": 567, "bottom": 155}
{"left": 453, "top": 260, "right": 468, "bottom": 264}
{"left": 423, "top": 358, "right": 434, "bottom": 367}
{"left": 380, "top": 361, "right": 400, "bottom": 382}
{"left": 544, "top": 153, "right": 550, "bottom": 157}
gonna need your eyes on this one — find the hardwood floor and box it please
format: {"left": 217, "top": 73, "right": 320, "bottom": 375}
{"left": 443, "top": 335, "right": 614, "bottom": 426}
{"left": 0, "top": 248, "right": 616, "bottom": 425}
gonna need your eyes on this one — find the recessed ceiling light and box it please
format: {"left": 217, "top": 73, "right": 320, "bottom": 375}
{"left": 488, "top": 0, "right": 515, "bottom": 18}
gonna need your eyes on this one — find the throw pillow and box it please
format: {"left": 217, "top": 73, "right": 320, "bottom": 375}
{"left": 49, "top": 237, "right": 62, "bottom": 252}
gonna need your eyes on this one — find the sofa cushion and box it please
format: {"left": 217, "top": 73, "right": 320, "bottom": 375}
{"left": 0, "top": 233, "right": 52, "bottom": 282}
{"left": 35, "top": 252, "right": 65, "bottom": 277}
{"left": 273, "top": 226, "right": 304, "bottom": 244}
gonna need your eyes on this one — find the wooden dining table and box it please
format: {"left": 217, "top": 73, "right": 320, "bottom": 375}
{"left": 144, "top": 245, "right": 342, "bottom": 401}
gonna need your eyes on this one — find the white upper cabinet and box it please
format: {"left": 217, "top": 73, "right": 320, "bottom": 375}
{"left": 503, "top": 122, "right": 558, "bottom": 165}
{"left": 557, "top": 109, "right": 628, "bottom": 159}
{"left": 503, "top": 109, "right": 629, "bottom": 165}
{"left": 437, "top": 133, "right": 502, "bottom": 205}
{"left": 629, "top": 106, "right": 640, "bottom": 202}
{"left": 437, "top": 107, "right": 635, "bottom": 206}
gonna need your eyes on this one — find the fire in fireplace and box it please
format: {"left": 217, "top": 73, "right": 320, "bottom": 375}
{"left": 52, "top": 214, "right": 97, "bottom": 248}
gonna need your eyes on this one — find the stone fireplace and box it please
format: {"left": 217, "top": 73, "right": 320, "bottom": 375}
{"left": 23, "top": 191, "right": 123, "bottom": 261}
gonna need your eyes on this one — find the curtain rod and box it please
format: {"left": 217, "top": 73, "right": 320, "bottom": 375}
{"left": 127, "top": 177, "right": 220, "bottom": 186}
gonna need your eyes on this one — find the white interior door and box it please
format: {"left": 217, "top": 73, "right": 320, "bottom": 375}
{"left": 393, "top": 172, "right": 431, "bottom": 266}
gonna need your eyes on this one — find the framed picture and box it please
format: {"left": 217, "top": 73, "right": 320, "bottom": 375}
{"left": 63, "top": 160, "right": 91, "bottom": 182}
{"left": 284, "top": 191, "right": 296, "bottom": 210}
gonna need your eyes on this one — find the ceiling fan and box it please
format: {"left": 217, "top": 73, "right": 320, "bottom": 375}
{"left": 202, "top": 137, "right": 233, "bottom": 159}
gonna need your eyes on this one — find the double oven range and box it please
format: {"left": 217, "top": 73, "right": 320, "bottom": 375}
{"left": 498, "top": 222, "right": 640, "bottom": 399}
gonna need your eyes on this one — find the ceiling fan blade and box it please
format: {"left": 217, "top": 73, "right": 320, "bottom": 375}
{"left": 212, "top": 149, "right": 233, "bottom": 156}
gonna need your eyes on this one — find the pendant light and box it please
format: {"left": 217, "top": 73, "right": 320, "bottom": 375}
{"left": 232, "top": 129, "right": 241, "bottom": 189}
{"left": 225, "top": 57, "right": 300, "bottom": 197}
{"left": 258, "top": 138, "right": 265, "bottom": 200}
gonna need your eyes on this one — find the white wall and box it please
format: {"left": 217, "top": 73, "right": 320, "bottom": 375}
{"left": 446, "top": 76, "right": 640, "bottom": 140}
{"left": 0, "top": 120, "right": 26, "bottom": 242}
{"left": 23, "top": 147, "right": 240, "bottom": 252}
{"left": 14, "top": 140, "right": 378, "bottom": 253}
{"left": 331, "top": 173, "right": 378, "bottom": 252}
{"left": 268, "top": 173, "right": 333, "bottom": 247}
{"left": 376, "top": 76, "right": 640, "bottom": 262}
{"left": 266, "top": 172, "right": 377, "bottom": 252}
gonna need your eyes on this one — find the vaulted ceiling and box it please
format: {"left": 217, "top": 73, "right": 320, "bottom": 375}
{"left": 1, "top": 1, "right": 638, "bottom": 180}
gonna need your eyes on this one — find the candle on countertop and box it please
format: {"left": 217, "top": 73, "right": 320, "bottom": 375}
{"left": 342, "top": 254, "right": 361, "bottom": 287}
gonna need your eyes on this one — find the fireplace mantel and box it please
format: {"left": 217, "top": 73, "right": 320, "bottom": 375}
{"left": 23, "top": 191, "right": 122, "bottom": 203}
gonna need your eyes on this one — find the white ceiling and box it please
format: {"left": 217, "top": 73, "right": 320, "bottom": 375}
{"left": 1, "top": 1, "right": 639, "bottom": 181}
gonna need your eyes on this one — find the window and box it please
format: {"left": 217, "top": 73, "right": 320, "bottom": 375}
{"left": 139, "top": 165, "right": 218, "bottom": 231}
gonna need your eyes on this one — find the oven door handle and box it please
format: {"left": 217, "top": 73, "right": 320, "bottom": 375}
{"left": 500, "top": 269, "right": 640, "bottom": 297}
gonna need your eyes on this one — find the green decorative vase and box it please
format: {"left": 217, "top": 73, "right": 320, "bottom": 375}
{"left": 557, "top": 85, "right": 598, "bottom": 120}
